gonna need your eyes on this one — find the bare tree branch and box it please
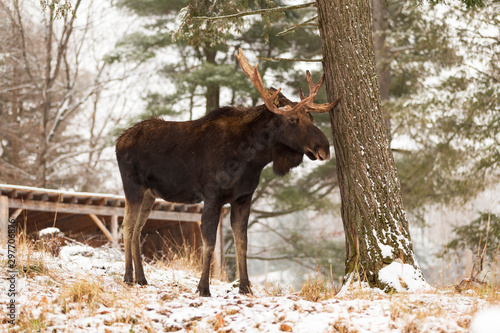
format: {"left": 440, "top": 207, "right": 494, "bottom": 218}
{"left": 276, "top": 15, "right": 318, "bottom": 36}
{"left": 256, "top": 56, "right": 322, "bottom": 62}
{"left": 191, "top": 2, "right": 316, "bottom": 21}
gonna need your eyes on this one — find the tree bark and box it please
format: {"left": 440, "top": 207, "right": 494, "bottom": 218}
{"left": 371, "top": 0, "right": 392, "bottom": 142}
{"left": 316, "top": 0, "right": 425, "bottom": 290}
{"left": 204, "top": 47, "right": 220, "bottom": 113}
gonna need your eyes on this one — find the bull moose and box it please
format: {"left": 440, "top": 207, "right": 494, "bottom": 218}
{"left": 116, "top": 49, "right": 340, "bottom": 296}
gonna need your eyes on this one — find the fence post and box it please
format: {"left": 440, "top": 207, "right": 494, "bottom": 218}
{"left": 0, "top": 196, "right": 9, "bottom": 242}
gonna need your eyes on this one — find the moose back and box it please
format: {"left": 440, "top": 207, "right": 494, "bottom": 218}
{"left": 115, "top": 49, "right": 340, "bottom": 296}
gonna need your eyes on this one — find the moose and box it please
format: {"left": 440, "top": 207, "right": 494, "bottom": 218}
{"left": 116, "top": 49, "right": 340, "bottom": 296}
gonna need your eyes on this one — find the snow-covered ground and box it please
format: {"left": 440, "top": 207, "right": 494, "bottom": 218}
{"left": 1, "top": 240, "right": 499, "bottom": 332}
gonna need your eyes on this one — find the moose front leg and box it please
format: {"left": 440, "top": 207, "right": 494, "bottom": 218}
{"left": 230, "top": 195, "right": 253, "bottom": 295}
{"left": 197, "top": 203, "right": 223, "bottom": 297}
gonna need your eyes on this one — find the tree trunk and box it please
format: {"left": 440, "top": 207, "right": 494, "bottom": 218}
{"left": 316, "top": 0, "right": 426, "bottom": 291}
{"left": 371, "top": 0, "right": 392, "bottom": 142}
{"left": 204, "top": 47, "right": 220, "bottom": 114}
{"left": 36, "top": 5, "right": 55, "bottom": 188}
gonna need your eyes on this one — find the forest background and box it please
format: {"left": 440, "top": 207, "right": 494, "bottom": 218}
{"left": 0, "top": 0, "right": 499, "bottom": 287}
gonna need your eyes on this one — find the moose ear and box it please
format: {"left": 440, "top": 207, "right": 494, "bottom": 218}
{"left": 266, "top": 87, "right": 294, "bottom": 108}
{"left": 266, "top": 88, "right": 281, "bottom": 108}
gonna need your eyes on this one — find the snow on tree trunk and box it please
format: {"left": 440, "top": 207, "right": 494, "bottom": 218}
{"left": 316, "top": 0, "right": 428, "bottom": 292}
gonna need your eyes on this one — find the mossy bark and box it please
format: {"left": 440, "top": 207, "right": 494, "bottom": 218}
{"left": 316, "top": 0, "right": 424, "bottom": 290}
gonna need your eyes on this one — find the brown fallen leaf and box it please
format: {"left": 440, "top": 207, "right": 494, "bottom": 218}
{"left": 216, "top": 313, "right": 225, "bottom": 328}
{"left": 280, "top": 323, "right": 293, "bottom": 332}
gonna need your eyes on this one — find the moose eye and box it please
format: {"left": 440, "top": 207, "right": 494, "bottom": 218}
{"left": 288, "top": 117, "right": 298, "bottom": 125}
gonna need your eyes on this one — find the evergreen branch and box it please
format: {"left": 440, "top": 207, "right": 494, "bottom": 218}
{"left": 391, "top": 148, "right": 412, "bottom": 154}
{"left": 191, "top": 2, "right": 316, "bottom": 21}
{"left": 276, "top": 15, "right": 318, "bottom": 36}
{"left": 256, "top": 56, "right": 322, "bottom": 62}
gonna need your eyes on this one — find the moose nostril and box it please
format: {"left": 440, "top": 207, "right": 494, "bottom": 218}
{"left": 315, "top": 148, "right": 323, "bottom": 160}
{"left": 317, "top": 148, "right": 330, "bottom": 161}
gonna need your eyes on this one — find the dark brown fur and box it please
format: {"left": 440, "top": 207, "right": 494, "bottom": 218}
{"left": 116, "top": 95, "right": 330, "bottom": 296}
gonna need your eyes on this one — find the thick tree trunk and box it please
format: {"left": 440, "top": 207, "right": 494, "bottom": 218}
{"left": 316, "top": 0, "right": 426, "bottom": 291}
{"left": 372, "top": 0, "right": 392, "bottom": 142}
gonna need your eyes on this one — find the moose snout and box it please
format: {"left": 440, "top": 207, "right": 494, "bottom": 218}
{"left": 306, "top": 146, "right": 330, "bottom": 161}
{"left": 316, "top": 147, "right": 330, "bottom": 161}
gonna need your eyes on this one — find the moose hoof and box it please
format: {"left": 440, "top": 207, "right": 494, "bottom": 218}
{"left": 124, "top": 276, "right": 134, "bottom": 285}
{"left": 197, "top": 286, "right": 211, "bottom": 297}
{"left": 239, "top": 286, "right": 253, "bottom": 295}
{"left": 137, "top": 278, "right": 148, "bottom": 286}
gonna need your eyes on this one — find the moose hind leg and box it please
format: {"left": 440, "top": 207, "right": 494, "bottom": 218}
{"left": 230, "top": 195, "right": 253, "bottom": 295}
{"left": 123, "top": 199, "right": 142, "bottom": 284}
{"left": 197, "top": 203, "right": 223, "bottom": 297}
{"left": 131, "top": 190, "right": 156, "bottom": 285}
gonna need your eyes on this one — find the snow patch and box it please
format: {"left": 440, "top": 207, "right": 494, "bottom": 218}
{"left": 373, "top": 229, "right": 393, "bottom": 258}
{"left": 337, "top": 276, "right": 385, "bottom": 298}
{"left": 39, "top": 227, "right": 61, "bottom": 237}
{"left": 470, "top": 306, "right": 500, "bottom": 333}
{"left": 378, "top": 261, "right": 432, "bottom": 292}
{"left": 379, "top": 242, "right": 393, "bottom": 258}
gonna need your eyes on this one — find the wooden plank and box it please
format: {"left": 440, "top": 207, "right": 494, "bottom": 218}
{"left": 0, "top": 183, "right": 202, "bottom": 212}
{"left": 89, "top": 214, "right": 114, "bottom": 243}
{"left": 8, "top": 198, "right": 202, "bottom": 222}
{"left": 0, "top": 196, "right": 8, "bottom": 242}
{"left": 93, "top": 197, "right": 107, "bottom": 206}
{"left": 9, "top": 208, "right": 23, "bottom": 220}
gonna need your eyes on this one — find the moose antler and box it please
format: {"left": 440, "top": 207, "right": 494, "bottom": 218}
{"left": 236, "top": 48, "right": 340, "bottom": 120}
{"left": 299, "top": 70, "right": 342, "bottom": 122}
{"left": 237, "top": 49, "right": 290, "bottom": 115}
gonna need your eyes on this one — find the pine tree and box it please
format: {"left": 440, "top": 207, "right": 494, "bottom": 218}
{"left": 383, "top": 1, "right": 500, "bottom": 211}
{"left": 316, "top": 0, "right": 426, "bottom": 290}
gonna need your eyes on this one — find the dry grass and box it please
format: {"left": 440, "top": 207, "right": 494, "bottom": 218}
{"left": 389, "top": 298, "right": 445, "bottom": 322}
{"left": 14, "top": 232, "right": 50, "bottom": 278}
{"left": 154, "top": 236, "right": 204, "bottom": 274}
{"left": 386, "top": 290, "right": 487, "bottom": 332}
{"left": 15, "top": 310, "right": 50, "bottom": 333}
{"left": 331, "top": 317, "right": 358, "bottom": 333}
{"left": 262, "top": 282, "right": 293, "bottom": 297}
{"left": 299, "top": 273, "right": 338, "bottom": 302}
{"left": 152, "top": 236, "right": 229, "bottom": 285}
{"left": 58, "top": 278, "right": 109, "bottom": 312}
